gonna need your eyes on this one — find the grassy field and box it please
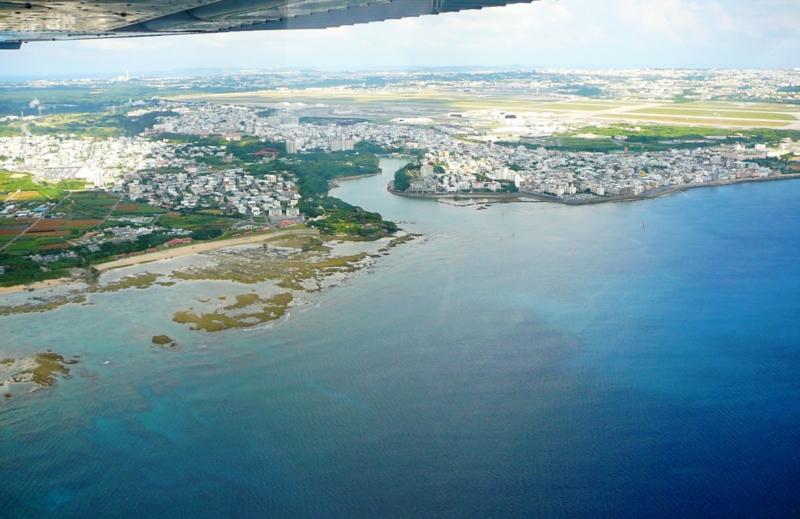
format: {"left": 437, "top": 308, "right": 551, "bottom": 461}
{"left": 630, "top": 107, "right": 796, "bottom": 121}
{"left": 24, "top": 110, "right": 177, "bottom": 138}
{"left": 179, "top": 89, "right": 800, "bottom": 127}
{"left": 0, "top": 171, "right": 85, "bottom": 202}
{"left": 181, "top": 89, "right": 454, "bottom": 106}
{"left": 570, "top": 123, "right": 800, "bottom": 141}
{"left": 600, "top": 113, "right": 790, "bottom": 127}
{"left": 512, "top": 122, "right": 800, "bottom": 153}
{"left": 521, "top": 102, "right": 625, "bottom": 111}
{"left": 0, "top": 120, "right": 22, "bottom": 137}
{"left": 449, "top": 99, "right": 625, "bottom": 112}
{"left": 26, "top": 112, "right": 126, "bottom": 138}
{"left": 675, "top": 101, "right": 800, "bottom": 112}
{"left": 180, "top": 89, "right": 630, "bottom": 114}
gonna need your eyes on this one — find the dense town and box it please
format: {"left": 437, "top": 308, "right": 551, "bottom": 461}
{"left": 404, "top": 139, "right": 800, "bottom": 199}
{"left": 115, "top": 164, "right": 301, "bottom": 218}
{"left": 2, "top": 98, "right": 800, "bottom": 213}
{"left": 0, "top": 70, "right": 800, "bottom": 282}
{"left": 0, "top": 134, "right": 169, "bottom": 186}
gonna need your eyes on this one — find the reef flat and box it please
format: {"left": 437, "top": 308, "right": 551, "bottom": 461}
{"left": 173, "top": 293, "right": 294, "bottom": 332}
{"left": 0, "top": 232, "right": 421, "bottom": 340}
{"left": 0, "top": 352, "right": 78, "bottom": 398}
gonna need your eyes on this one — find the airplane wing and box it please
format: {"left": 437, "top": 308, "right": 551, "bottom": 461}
{"left": 0, "top": 0, "right": 537, "bottom": 49}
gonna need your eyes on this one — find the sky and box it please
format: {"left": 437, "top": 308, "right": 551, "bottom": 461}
{"left": 1, "top": 0, "right": 799, "bottom": 78}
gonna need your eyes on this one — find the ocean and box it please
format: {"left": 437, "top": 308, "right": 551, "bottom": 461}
{"left": 2, "top": 158, "right": 800, "bottom": 517}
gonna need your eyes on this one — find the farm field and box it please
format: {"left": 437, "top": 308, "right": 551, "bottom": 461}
{"left": 0, "top": 187, "right": 248, "bottom": 287}
{"left": 0, "top": 191, "right": 117, "bottom": 258}
{"left": 59, "top": 191, "right": 118, "bottom": 219}
{"left": 111, "top": 202, "right": 167, "bottom": 216}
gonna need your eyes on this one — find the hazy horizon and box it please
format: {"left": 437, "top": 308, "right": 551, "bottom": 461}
{"left": 3, "top": 64, "right": 800, "bottom": 83}
{"left": 1, "top": 0, "right": 798, "bottom": 79}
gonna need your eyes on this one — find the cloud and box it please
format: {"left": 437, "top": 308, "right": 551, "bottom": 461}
{"left": 3, "top": 0, "right": 800, "bottom": 76}
{"left": 617, "top": 0, "right": 735, "bottom": 42}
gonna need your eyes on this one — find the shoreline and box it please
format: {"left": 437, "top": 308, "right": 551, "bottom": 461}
{"left": 330, "top": 170, "right": 382, "bottom": 184}
{"left": 0, "top": 277, "right": 73, "bottom": 295}
{"left": 0, "top": 228, "right": 320, "bottom": 296}
{"left": 388, "top": 173, "right": 800, "bottom": 205}
{"left": 1, "top": 160, "right": 399, "bottom": 298}
{"left": 328, "top": 171, "right": 382, "bottom": 190}
{"left": 387, "top": 188, "right": 532, "bottom": 202}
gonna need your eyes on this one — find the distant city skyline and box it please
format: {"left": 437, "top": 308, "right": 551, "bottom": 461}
{"left": 1, "top": 0, "right": 799, "bottom": 79}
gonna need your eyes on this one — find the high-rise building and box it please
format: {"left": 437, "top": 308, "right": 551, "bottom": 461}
{"left": 330, "top": 137, "right": 346, "bottom": 152}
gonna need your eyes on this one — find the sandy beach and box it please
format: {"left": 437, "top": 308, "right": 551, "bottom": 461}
{"left": 0, "top": 278, "right": 72, "bottom": 296}
{"left": 0, "top": 228, "right": 320, "bottom": 296}
{"left": 93, "top": 228, "right": 319, "bottom": 272}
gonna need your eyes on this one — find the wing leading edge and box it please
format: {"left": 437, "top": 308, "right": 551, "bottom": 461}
{"left": 0, "top": 0, "right": 538, "bottom": 49}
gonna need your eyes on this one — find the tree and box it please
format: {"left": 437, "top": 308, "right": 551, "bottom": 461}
{"left": 394, "top": 167, "right": 412, "bottom": 191}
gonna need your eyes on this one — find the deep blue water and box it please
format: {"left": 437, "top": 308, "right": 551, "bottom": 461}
{"left": 2, "top": 159, "right": 800, "bottom": 518}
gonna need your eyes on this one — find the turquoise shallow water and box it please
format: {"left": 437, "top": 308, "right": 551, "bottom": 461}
{"left": 2, "top": 158, "right": 800, "bottom": 517}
